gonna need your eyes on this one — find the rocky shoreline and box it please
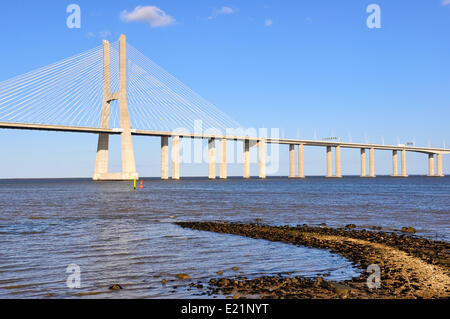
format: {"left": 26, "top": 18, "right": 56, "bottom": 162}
{"left": 176, "top": 222, "right": 450, "bottom": 299}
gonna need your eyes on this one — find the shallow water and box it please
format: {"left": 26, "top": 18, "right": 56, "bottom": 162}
{"left": 0, "top": 176, "right": 448, "bottom": 298}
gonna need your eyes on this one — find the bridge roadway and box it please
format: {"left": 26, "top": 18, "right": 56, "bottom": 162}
{"left": 1, "top": 121, "right": 448, "bottom": 154}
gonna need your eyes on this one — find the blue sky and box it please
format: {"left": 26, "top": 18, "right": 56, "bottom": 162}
{"left": 0, "top": 0, "right": 449, "bottom": 178}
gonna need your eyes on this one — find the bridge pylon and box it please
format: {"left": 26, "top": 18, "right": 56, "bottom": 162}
{"left": 93, "top": 35, "right": 139, "bottom": 181}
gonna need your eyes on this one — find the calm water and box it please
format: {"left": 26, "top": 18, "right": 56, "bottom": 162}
{"left": 0, "top": 176, "right": 448, "bottom": 299}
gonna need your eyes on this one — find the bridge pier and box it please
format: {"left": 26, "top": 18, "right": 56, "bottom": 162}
{"left": 335, "top": 146, "right": 342, "bottom": 178}
{"left": 288, "top": 144, "right": 305, "bottom": 179}
{"left": 326, "top": 146, "right": 332, "bottom": 178}
{"left": 161, "top": 136, "right": 169, "bottom": 180}
{"left": 93, "top": 134, "right": 109, "bottom": 180}
{"left": 172, "top": 136, "right": 180, "bottom": 180}
{"left": 369, "top": 148, "right": 375, "bottom": 178}
{"left": 392, "top": 150, "right": 398, "bottom": 177}
{"left": 220, "top": 138, "right": 227, "bottom": 179}
{"left": 400, "top": 149, "right": 408, "bottom": 177}
{"left": 243, "top": 140, "right": 250, "bottom": 179}
{"left": 325, "top": 146, "right": 341, "bottom": 178}
{"left": 360, "top": 149, "right": 366, "bottom": 177}
{"left": 208, "top": 138, "right": 216, "bottom": 179}
{"left": 289, "top": 145, "right": 296, "bottom": 178}
{"left": 428, "top": 154, "right": 435, "bottom": 177}
{"left": 298, "top": 144, "right": 305, "bottom": 178}
{"left": 258, "top": 139, "right": 266, "bottom": 179}
{"left": 437, "top": 153, "right": 444, "bottom": 177}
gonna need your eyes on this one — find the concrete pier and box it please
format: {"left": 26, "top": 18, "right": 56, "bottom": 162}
{"left": 392, "top": 150, "right": 398, "bottom": 177}
{"left": 298, "top": 144, "right": 305, "bottom": 178}
{"left": 258, "top": 139, "right": 266, "bottom": 179}
{"left": 220, "top": 138, "right": 227, "bottom": 179}
{"left": 208, "top": 138, "right": 216, "bottom": 180}
{"left": 360, "top": 149, "right": 366, "bottom": 177}
{"left": 161, "top": 136, "right": 169, "bottom": 180}
{"left": 400, "top": 149, "right": 408, "bottom": 177}
{"left": 243, "top": 140, "right": 250, "bottom": 179}
{"left": 437, "top": 153, "right": 444, "bottom": 177}
{"left": 326, "top": 146, "right": 333, "bottom": 178}
{"left": 369, "top": 148, "right": 375, "bottom": 178}
{"left": 289, "top": 144, "right": 295, "bottom": 178}
{"left": 94, "top": 133, "right": 109, "bottom": 179}
{"left": 335, "top": 146, "right": 342, "bottom": 178}
{"left": 428, "top": 154, "right": 435, "bottom": 177}
{"left": 172, "top": 136, "right": 180, "bottom": 180}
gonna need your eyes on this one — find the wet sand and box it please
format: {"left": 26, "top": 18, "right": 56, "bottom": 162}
{"left": 176, "top": 222, "right": 450, "bottom": 299}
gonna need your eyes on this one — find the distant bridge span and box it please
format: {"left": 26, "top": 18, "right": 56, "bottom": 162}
{"left": 0, "top": 35, "right": 448, "bottom": 180}
{"left": 0, "top": 121, "right": 448, "bottom": 154}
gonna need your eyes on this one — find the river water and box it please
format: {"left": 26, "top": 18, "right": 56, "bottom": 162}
{"left": 0, "top": 176, "right": 448, "bottom": 298}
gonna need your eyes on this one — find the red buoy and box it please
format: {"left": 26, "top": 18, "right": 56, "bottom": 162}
{"left": 139, "top": 180, "right": 144, "bottom": 189}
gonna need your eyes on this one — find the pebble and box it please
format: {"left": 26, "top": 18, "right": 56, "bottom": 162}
{"left": 401, "top": 227, "right": 416, "bottom": 234}
{"left": 109, "top": 284, "right": 123, "bottom": 290}
{"left": 175, "top": 273, "right": 190, "bottom": 280}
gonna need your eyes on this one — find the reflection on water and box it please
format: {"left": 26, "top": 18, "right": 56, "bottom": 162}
{"left": 0, "top": 176, "right": 448, "bottom": 298}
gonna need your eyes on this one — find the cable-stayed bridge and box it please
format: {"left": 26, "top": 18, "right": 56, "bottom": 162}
{"left": 0, "top": 35, "right": 448, "bottom": 180}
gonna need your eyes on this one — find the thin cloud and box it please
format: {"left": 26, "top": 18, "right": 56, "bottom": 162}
{"left": 87, "top": 31, "right": 111, "bottom": 39}
{"left": 208, "top": 6, "right": 235, "bottom": 19}
{"left": 98, "top": 31, "right": 111, "bottom": 38}
{"left": 265, "top": 19, "right": 273, "bottom": 27}
{"left": 120, "top": 6, "right": 176, "bottom": 28}
{"left": 443, "top": 0, "right": 450, "bottom": 6}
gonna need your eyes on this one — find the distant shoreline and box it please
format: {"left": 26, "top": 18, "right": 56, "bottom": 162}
{"left": 176, "top": 222, "right": 450, "bottom": 299}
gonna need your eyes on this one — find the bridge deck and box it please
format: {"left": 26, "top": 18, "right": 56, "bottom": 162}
{"left": 1, "top": 122, "right": 448, "bottom": 154}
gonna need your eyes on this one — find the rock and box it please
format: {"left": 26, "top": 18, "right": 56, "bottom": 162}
{"left": 46, "top": 293, "right": 53, "bottom": 297}
{"left": 175, "top": 273, "right": 190, "bottom": 280}
{"left": 401, "top": 227, "right": 416, "bottom": 234}
{"left": 232, "top": 293, "right": 241, "bottom": 299}
{"left": 217, "top": 270, "right": 223, "bottom": 275}
{"left": 315, "top": 276, "right": 323, "bottom": 287}
{"left": 319, "top": 279, "right": 352, "bottom": 297}
{"left": 231, "top": 267, "right": 239, "bottom": 271}
{"left": 320, "top": 223, "right": 327, "bottom": 226}
{"left": 345, "top": 224, "right": 356, "bottom": 229}
{"left": 218, "top": 278, "right": 230, "bottom": 286}
{"left": 109, "top": 284, "right": 122, "bottom": 290}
